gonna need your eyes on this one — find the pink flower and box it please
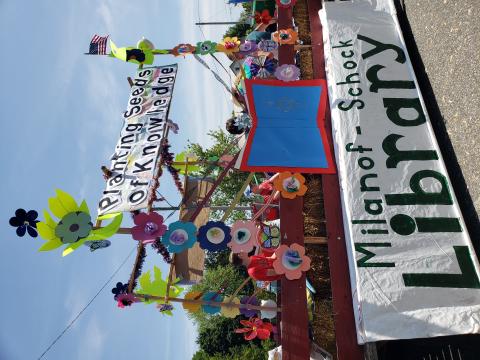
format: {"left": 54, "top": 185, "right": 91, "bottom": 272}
{"left": 116, "top": 293, "right": 140, "bottom": 308}
{"left": 228, "top": 220, "right": 259, "bottom": 254}
{"left": 131, "top": 212, "right": 167, "bottom": 244}
{"left": 273, "top": 244, "right": 311, "bottom": 280}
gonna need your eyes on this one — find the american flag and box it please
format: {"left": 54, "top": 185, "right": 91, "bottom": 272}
{"left": 88, "top": 34, "right": 109, "bottom": 55}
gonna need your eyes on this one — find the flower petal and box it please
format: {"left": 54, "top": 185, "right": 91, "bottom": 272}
{"left": 9, "top": 216, "right": 22, "bottom": 227}
{"left": 88, "top": 213, "right": 123, "bottom": 240}
{"left": 27, "top": 226, "right": 38, "bottom": 237}
{"left": 36, "top": 221, "right": 56, "bottom": 240}
{"left": 26, "top": 210, "right": 39, "bottom": 222}
{"left": 48, "top": 196, "right": 69, "bottom": 219}
{"left": 256, "top": 328, "right": 271, "bottom": 340}
{"left": 245, "top": 330, "right": 257, "bottom": 341}
{"left": 79, "top": 200, "right": 90, "bottom": 215}
{"left": 38, "top": 238, "right": 63, "bottom": 251}
{"left": 43, "top": 210, "right": 57, "bottom": 229}
{"left": 234, "top": 328, "right": 250, "bottom": 334}
{"left": 16, "top": 225, "right": 26, "bottom": 237}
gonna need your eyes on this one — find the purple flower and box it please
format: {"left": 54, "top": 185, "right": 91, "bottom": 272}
{"left": 274, "top": 64, "right": 300, "bottom": 82}
{"left": 240, "top": 295, "right": 260, "bottom": 317}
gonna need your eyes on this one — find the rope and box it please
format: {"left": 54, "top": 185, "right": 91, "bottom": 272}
{"left": 37, "top": 247, "right": 136, "bottom": 360}
{"left": 221, "top": 172, "right": 254, "bottom": 222}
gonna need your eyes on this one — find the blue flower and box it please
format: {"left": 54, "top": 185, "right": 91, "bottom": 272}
{"left": 9, "top": 208, "right": 38, "bottom": 237}
{"left": 161, "top": 221, "right": 197, "bottom": 254}
{"left": 202, "top": 291, "right": 224, "bottom": 314}
{"left": 198, "top": 221, "right": 232, "bottom": 252}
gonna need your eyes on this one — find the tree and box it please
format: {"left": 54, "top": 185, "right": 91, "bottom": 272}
{"left": 224, "top": 2, "right": 254, "bottom": 39}
{"left": 192, "top": 339, "right": 276, "bottom": 360}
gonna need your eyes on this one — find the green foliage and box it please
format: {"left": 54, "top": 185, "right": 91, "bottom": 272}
{"left": 204, "top": 250, "right": 231, "bottom": 270}
{"left": 193, "top": 339, "right": 276, "bottom": 360}
{"left": 224, "top": 2, "right": 254, "bottom": 39}
{"left": 186, "top": 128, "right": 252, "bottom": 223}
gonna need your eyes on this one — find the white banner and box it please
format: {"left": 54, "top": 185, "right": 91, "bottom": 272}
{"left": 98, "top": 65, "right": 178, "bottom": 215}
{"left": 320, "top": 0, "right": 480, "bottom": 344}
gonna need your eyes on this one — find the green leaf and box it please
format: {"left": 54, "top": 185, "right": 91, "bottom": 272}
{"left": 55, "top": 189, "right": 79, "bottom": 212}
{"left": 37, "top": 221, "right": 56, "bottom": 240}
{"left": 48, "top": 197, "right": 68, "bottom": 219}
{"left": 62, "top": 241, "right": 84, "bottom": 257}
{"left": 96, "top": 212, "right": 121, "bottom": 220}
{"left": 79, "top": 200, "right": 90, "bottom": 215}
{"left": 88, "top": 213, "right": 123, "bottom": 240}
{"left": 38, "top": 238, "right": 62, "bottom": 251}
{"left": 43, "top": 210, "right": 57, "bottom": 229}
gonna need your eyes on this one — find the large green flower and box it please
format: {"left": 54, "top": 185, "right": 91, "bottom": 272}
{"left": 36, "top": 189, "right": 123, "bottom": 256}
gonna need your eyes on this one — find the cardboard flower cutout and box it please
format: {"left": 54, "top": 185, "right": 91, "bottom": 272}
{"left": 273, "top": 172, "right": 307, "bottom": 199}
{"left": 228, "top": 220, "right": 259, "bottom": 254}
{"left": 183, "top": 291, "right": 203, "bottom": 313}
{"left": 240, "top": 295, "right": 260, "bottom": 317}
{"left": 9, "top": 209, "right": 39, "bottom": 237}
{"left": 198, "top": 221, "right": 232, "bottom": 252}
{"left": 272, "top": 29, "right": 298, "bottom": 45}
{"left": 260, "top": 299, "right": 278, "bottom": 319}
{"left": 273, "top": 244, "right": 311, "bottom": 280}
{"left": 202, "top": 291, "right": 224, "bottom": 314}
{"left": 131, "top": 212, "right": 167, "bottom": 244}
{"left": 275, "top": 64, "right": 300, "bottom": 82}
{"left": 171, "top": 43, "right": 196, "bottom": 57}
{"left": 161, "top": 221, "right": 197, "bottom": 254}
{"left": 36, "top": 190, "right": 122, "bottom": 256}
{"left": 195, "top": 41, "right": 217, "bottom": 55}
{"left": 217, "top": 37, "right": 241, "bottom": 54}
{"left": 235, "top": 317, "right": 274, "bottom": 341}
{"left": 254, "top": 10, "right": 272, "bottom": 25}
{"left": 109, "top": 40, "right": 156, "bottom": 65}
{"left": 258, "top": 40, "right": 278, "bottom": 52}
{"left": 221, "top": 296, "right": 241, "bottom": 318}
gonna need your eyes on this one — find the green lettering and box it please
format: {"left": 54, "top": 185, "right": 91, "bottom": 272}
{"left": 383, "top": 134, "right": 438, "bottom": 168}
{"left": 366, "top": 65, "right": 415, "bottom": 93}
{"left": 355, "top": 243, "right": 395, "bottom": 267}
{"left": 383, "top": 98, "right": 426, "bottom": 127}
{"left": 357, "top": 34, "right": 406, "bottom": 63}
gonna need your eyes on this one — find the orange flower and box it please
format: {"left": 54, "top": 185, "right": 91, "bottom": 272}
{"left": 273, "top": 172, "right": 307, "bottom": 199}
{"left": 273, "top": 244, "right": 311, "bottom": 280}
{"left": 171, "top": 43, "right": 196, "bottom": 57}
{"left": 272, "top": 29, "right": 298, "bottom": 45}
{"left": 217, "top": 37, "right": 241, "bottom": 54}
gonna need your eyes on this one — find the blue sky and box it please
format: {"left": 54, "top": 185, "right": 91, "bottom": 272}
{"left": 0, "top": 1, "right": 242, "bottom": 359}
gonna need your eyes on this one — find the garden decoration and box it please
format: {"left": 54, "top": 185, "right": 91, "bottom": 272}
{"left": 9, "top": 208, "right": 39, "bottom": 237}
{"left": 272, "top": 29, "right": 298, "bottom": 45}
{"left": 248, "top": 54, "right": 277, "bottom": 79}
{"left": 234, "top": 113, "right": 252, "bottom": 131}
{"left": 273, "top": 172, "right": 307, "bottom": 199}
{"left": 131, "top": 212, "right": 167, "bottom": 245}
{"left": 273, "top": 244, "right": 311, "bottom": 280}
{"left": 84, "top": 240, "right": 111, "bottom": 252}
{"left": 197, "top": 221, "right": 232, "bottom": 252}
{"left": 258, "top": 221, "right": 281, "bottom": 253}
{"left": 182, "top": 291, "right": 204, "bottom": 313}
{"left": 258, "top": 40, "right": 278, "bottom": 52}
{"left": 216, "top": 37, "right": 241, "bottom": 55}
{"left": 116, "top": 293, "right": 141, "bottom": 308}
{"left": 221, "top": 296, "right": 241, "bottom": 318}
{"left": 275, "top": 64, "right": 301, "bottom": 82}
{"left": 276, "top": 0, "right": 297, "bottom": 8}
{"left": 160, "top": 221, "right": 197, "bottom": 254}
{"left": 201, "top": 291, "right": 225, "bottom": 314}
{"left": 36, "top": 189, "right": 122, "bottom": 256}
{"left": 195, "top": 40, "right": 217, "bottom": 55}
{"left": 135, "top": 266, "right": 183, "bottom": 316}
{"left": 234, "top": 317, "right": 275, "bottom": 341}
{"left": 254, "top": 9, "right": 273, "bottom": 25}
{"left": 240, "top": 295, "right": 260, "bottom": 317}
{"left": 172, "top": 151, "right": 201, "bottom": 174}
{"left": 238, "top": 40, "right": 258, "bottom": 57}
{"left": 260, "top": 300, "right": 278, "bottom": 319}
{"left": 228, "top": 220, "right": 259, "bottom": 254}
{"left": 171, "top": 43, "right": 196, "bottom": 57}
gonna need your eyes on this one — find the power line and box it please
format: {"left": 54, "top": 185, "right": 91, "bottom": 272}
{"left": 37, "top": 247, "right": 137, "bottom": 360}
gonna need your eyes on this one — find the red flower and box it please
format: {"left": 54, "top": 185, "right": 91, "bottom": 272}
{"left": 254, "top": 10, "right": 272, "bottom": 25}
{"left": 235, "top": 317, "right": 274, "bottom": 341}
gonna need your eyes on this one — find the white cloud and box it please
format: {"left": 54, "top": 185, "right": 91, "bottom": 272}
{"left": 77, "top": 316, "right": 107, "bottom": 360}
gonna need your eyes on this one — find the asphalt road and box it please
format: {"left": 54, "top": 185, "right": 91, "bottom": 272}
{"left": 399, "top": 0, "right": 479, "bottom": 238}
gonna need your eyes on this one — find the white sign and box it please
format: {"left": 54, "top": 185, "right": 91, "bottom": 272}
{"left": 98, "top": 65, "right": 178, "bottom": 215}
{"left": 320, "top": 0, "right": 480, "bottom": 344}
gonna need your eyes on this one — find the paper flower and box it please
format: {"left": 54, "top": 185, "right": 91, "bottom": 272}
{"left": 117, "top": 293, "right": 140, "bottom": 308}
{"left": 195, "top": 40, "right": 217, "bottom": 55}
{"left": 221, "top": 296, "right": 241, "bottom": 318}
{"left": 84, "top": 239, "right": 111, "bottom": 252}
{"left": 172, "top": 43, "right": 196, "bottom": 56}
{"left": 9, "top": 208, "right": 39, "bottom": 237}
{"left": 258, "top": 40, "right": 278, "bottom": 52}
{"left": 36, "top": 189, "right": 123, "bottom": 256}
{"left": 234, "top": 113, "right": 252, "bottom": 130}
{"left": 240, "top": 295, "right": 259, "bottom": 317}
{"left": 157, "top": 303, "right": 174, "bottom": 314}
{"left": 161, "top": 221, "right": 197, "bottom": 254}
{"left": 273, "top": 172, "right": 307, "bottom": 199}
{"left": 275, "top": 64, "right": 300, "bottom": 82}
{"left": 183, "top": 291, "right": 203, "bottom": 313}
{"left": 260, "top": 299, "right": 277, "bottom": 319}
{"left": 248, "top": 55, "right": 277, "bottom": 79}
{"left": 198, "top": 221, "right": 231, "bottom": 252}
{"left": 228, "top": 220, "right": 259, "bottom": 254}
{"left": 239, "top": 40, "right": 257, "bottom": 54}
{"left": 273, "top": 244, "right": 311, "bottom": 280}
{"left": 131, "top": 212, "right": 167, "bottom": 244}
{"left": 217, "top": 37, "right": 241, "bottom": 54}
{"left": 235, "top": 317, "right": 274, "bottom": 341}
{"left": 276, "top": 0, "right": 297, "bottom": 8}
{"left": 272, "top": 29, "right": 298, "bottom": 45}
{"left": 254, "top": 9, "right": 272, "bottom": 25}
{"left": 202, "top": 291, "right": 224, "bottom": 314}
{"left": 258, "top": 222, "right": 281, "bottom": 252}
{"left": 111, "top": 282, "right": 129, "bottom": 300}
